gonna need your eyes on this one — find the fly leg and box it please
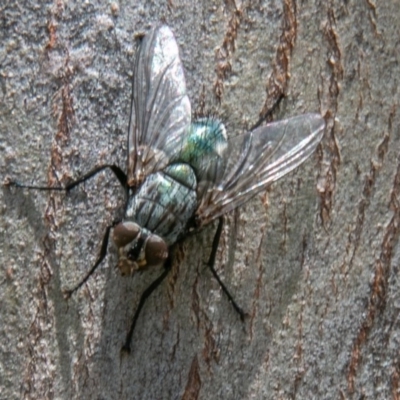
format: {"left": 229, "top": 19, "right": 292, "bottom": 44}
{"left": 5, "top": 166, "right": 128, "bottom": 296}
{"left": 207, "top": 217, "right": 246, "bottom": 321}
{"left": 63, "top": 221, "right": 119, "bottom": 299}
{"left": 121, "top": 253, "right": 174, "bottom": 354}
{"left": 250, "top": 93, "right": 284, "bottom": 131}
{"left": 5, "top": 164, "right": 128, "bottom": 192}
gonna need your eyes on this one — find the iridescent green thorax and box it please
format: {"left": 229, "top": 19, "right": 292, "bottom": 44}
{"left": 126, "top": 163, "right": 197, "bottom": 245}
{"left": 163, "top": 164, "right": 196, "bottom": 188}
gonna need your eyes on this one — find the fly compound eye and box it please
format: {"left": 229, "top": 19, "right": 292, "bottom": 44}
{"left": 113, "top": 221, "right": 140, "bottom": 248}
{"left": 145, "top": 235, "right": 168, "bottom": 266}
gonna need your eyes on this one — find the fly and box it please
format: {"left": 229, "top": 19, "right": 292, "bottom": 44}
{"left": 5, "top": 24, "right": 325, "bottom": 353}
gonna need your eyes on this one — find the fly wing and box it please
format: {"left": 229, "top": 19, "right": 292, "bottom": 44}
{"left": 127, "top": 25, "right": 191, "bottom": 187}
{"left": 196, "top": 113, "right": 325, "bottom": 227}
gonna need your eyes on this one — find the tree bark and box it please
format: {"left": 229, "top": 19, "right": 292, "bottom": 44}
{"left": 1, "top": 1, "right": 399, "bottom": 399}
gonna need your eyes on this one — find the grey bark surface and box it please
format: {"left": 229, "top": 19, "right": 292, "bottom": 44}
{"left": 1, "top": 1, "right": 400, "bottom": 399}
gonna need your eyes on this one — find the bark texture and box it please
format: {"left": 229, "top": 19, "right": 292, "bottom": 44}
{"left": 1, "top": 1, "right": 400, "bottom": 399}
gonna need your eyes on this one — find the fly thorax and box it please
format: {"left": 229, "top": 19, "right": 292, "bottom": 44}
{"left": 112, "top": 221, "right": 168, "bottom": 276}
{"left": 125, "top": 163, "right": 198, "bottom": 244}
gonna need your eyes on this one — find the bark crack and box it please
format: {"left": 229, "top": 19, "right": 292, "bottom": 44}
{"left": 347, "top": 107, "right": 399, "bottom": 394}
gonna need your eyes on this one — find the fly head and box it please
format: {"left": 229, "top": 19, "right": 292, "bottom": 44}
{"left": 113, "top": 221, "right": 168, "bottom": 275}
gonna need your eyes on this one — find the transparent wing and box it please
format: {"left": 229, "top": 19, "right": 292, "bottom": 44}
{"left": 127, "top": 25, "right": 191, "bottom": 187}
{"left": 196, "top": 113, "right": 325, "bottom": 226}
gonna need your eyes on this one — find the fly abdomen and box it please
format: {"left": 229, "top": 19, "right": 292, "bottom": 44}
{"left": 126, "top": 163, "right": 197, "bottom": 245}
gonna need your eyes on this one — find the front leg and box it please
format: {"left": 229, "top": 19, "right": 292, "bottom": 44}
{"left": 121, "top": 250, "right": 174, "bottom": 354}
{"left": 206, "top": 217, "right": 246, "bottom": 321}
{"left": 63, "top": 221, "right": 120, "bottom": 299}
